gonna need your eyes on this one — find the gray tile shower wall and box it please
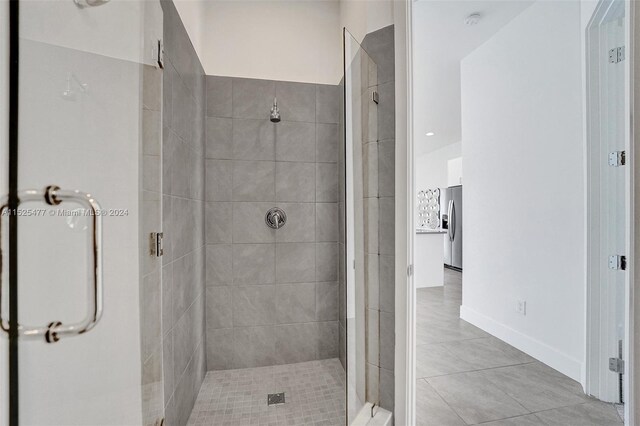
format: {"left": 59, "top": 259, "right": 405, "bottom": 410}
{"left": 205, "top": 76, "right": 341, "bottom": 370}
{"left": 160, "top": 1, "right": 206, "bottom": 425}
{"left": 362, "top": 24, "right": 396, "bottom": 413}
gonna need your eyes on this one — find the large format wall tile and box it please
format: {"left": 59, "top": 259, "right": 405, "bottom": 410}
{"left": 232, "top": 202, "right": 276, "bottom": 243}
{"left": 276, "top": 242, "right": 317, "bottom": 283}
{"left": 232, "top": 243, "right": 276, "bottom": 285}
{"left": 316, "top": 162, "right": 338, "bottom": 202}
{"left": 233, "top": 285, "right": 277, "bottom": 326}
{"left": 316, "top": 84, "right": 340, "bottom": 124}
{"left": 205, "top": 74, "right": 341, "bottom": 372}
{"left": 233, "top": 78, "right": 276, "bottom": 119}
{"left": 316, "top": 123, "right": 339, "bottom": 163}
{"left": 205, "top": 202, "right": 232, "bottom": 243}
{"left": 161, "top": 1, "right": 207, "bottom": 424}
{"left": 206, "top": 287, "right": 233, "bottom": 329}
{"left": 275, "top": 323, "right": 319, "bottom": 363}
{"left": 275, "top": 121, "right": 316, "bottom": 162}
{"left": 206, "top": 244, "right": 232, "bottom": 285}
{"left": 316, "top": 281, "right": 338, "bottom": 321}
{"left": 232, "top": 160, "right": 275, "bottom": 201}
{"left": 205, "top": 117, "right": 232, "bottom": 159}
{"left": 232, "top": 119, "right": 276, "bottom": 161}
{"left": 316, "top": 203, "right": 338, "bottom": 242}
{"left": 316, "top": 242, "right": 338, "bottom": 282}
{"left": 275, "top": 161, "right": 316, "bottom": 202}
{"left": 275, "top": 203, "right": 316, "bottom": 243}
{"left": 275, "top": 283, "right": 316, "bottom": 323}
{"left": 205, "top": 159, "right": 232, "bottom": 201}
{"left": 233, "top": 325, "right": 278, "bottom": 368}
{"left": 276, "top": 81, "right": 316, "bottom": 123}
{"left": 317, "top": 321, "right": 339, "bottom": 359}
{"left": 206, "top": 76, "right": 232, "bottom": 118}
{"left": 206, "top": 328, "right": 234, "bottom": 370}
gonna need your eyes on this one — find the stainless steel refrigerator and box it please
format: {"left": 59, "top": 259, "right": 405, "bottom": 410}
{"left": 441, "top": 185, "right": 463, "bottom": 270}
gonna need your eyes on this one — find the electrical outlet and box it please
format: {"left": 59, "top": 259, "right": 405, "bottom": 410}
{"left": 516, "top": 300, "right": 527, "bottom": 315}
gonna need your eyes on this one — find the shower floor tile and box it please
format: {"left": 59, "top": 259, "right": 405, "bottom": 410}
{"left": 187, "top": 358, "right": 346, "bottom": 426}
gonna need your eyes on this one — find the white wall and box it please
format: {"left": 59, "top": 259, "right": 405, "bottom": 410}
{"left": 460, "top": 0, "right": 585, "bottom": 381}
{"left": 415, "top": 142, "right": 461, "bottom": 192}
{"left": 192, "top": 0, "right": 341, "bottom": 84}
{"left": 448, "top": 157, "right": 463, "bottom": 187}
{"left": 172, "top": 0, "right": 394, "bottom": 84}
{"left": 174, "top": 0, "right": 204, "bottom": 59}
{"left": 340, "top": 0, "right": 394, "bottom": 44}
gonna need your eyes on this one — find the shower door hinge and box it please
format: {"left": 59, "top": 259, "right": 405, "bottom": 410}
{"left": 609, "top": 46, "right": 625, "bottom": 63}
{"left": 150, "top": 232, "right": 163, "bottom": 257}
{"left": 407, "top": 264, "right": 413, "bottom": 277}
{"left": 156, "top": 39, "right": 164, "bottom": 69}
{"left": 608, "top": 151, "right": 626, "bottom": 167}
{"left": 609, "top": 255, "right": 627, "bottom": 271}
{"left": 372, "top": 91, "right": 379, "bottom": 104}
{"left": 609, "top": 357, "right": 625, "bottom": 374}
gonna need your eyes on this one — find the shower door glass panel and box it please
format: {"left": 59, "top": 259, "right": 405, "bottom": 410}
{"left": 343, "top": 28, "right": 378, "bottom": 423}
{"left": 1, "top": 1, "right": 162, "bottom": 424}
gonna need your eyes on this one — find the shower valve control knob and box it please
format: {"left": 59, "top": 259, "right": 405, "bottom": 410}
{"left": 265, "top": 208, "right": 287, "bottom": 229}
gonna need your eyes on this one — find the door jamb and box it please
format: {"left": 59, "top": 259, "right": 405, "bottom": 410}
{"left": 393, "top": 0, "right": 414, "bottom": 425}
{"left": 585, "top": 2, "right": 634, "bottom": 422}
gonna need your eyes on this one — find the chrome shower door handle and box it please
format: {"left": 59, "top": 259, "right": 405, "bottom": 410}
{"left": 0, "top": 185, "right": 103, "bottom": 343}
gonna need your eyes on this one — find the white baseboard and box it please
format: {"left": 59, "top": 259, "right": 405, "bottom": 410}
{"left": 460, "top": 304, "right": 584, "bottom": 384}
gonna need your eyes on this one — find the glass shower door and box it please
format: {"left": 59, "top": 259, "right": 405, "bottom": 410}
{"left": 343, "top": 28, "right": 379, "bottom": 423}
{"left": 1, "top": 1, "right": 161, "bottom": 424}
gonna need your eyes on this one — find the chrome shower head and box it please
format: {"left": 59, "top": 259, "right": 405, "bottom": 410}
{"left": 270, "top": 98, "right": 281, "bottom": 123}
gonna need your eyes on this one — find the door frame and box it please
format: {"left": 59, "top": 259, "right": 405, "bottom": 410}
{"left": 393, "top": 0, "right": 414, "bottom": 425}
{"left": 585, "top": 0, "right": 634, "bottom": 421}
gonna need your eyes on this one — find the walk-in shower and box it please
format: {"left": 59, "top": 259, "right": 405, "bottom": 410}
{"left": 0, "top": 1, "right": 393, "bottom": 425}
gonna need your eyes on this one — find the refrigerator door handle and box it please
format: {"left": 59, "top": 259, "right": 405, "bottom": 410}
{"left": 450, "top": 200, "right": 456, "bottom": 242}
{"left": 447, "top": 200, "right": 454, "bottom": 241}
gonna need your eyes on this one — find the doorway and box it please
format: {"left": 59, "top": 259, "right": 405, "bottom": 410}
{"left": 408, "top": 0, "right": 633, "bottom": 424}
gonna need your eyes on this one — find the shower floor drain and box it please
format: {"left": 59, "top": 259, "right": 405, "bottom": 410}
{"left": 267, "top": 392, "right": 285, "bottom": 405}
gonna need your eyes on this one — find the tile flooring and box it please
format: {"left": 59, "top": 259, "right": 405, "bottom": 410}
{"left": 416, "top": 269, "right": 623, "bottom": 426}
{"left": 187, "top": 358, "right": 345, "bottom": 426}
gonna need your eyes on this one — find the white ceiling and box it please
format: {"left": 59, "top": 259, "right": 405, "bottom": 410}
{"left": 412, "top": 0, "right": 534, "bottom": 156}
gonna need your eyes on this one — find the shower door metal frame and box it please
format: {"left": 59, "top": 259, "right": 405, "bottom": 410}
{"left": 8, "top": 0, "right": 20, "bottom": 424}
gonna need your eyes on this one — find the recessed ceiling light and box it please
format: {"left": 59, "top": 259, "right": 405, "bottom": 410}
{"left": 426, "top": 132, "right": 435, "bottom": 136}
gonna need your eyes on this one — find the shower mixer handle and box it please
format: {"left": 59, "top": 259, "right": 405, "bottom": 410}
{"left": 265, "top": 207, "right": 287, "bottom": 229}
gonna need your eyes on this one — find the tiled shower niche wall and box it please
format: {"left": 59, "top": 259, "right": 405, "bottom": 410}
{"left": 205, "top": 76, "right": 342, "bottom": 369}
